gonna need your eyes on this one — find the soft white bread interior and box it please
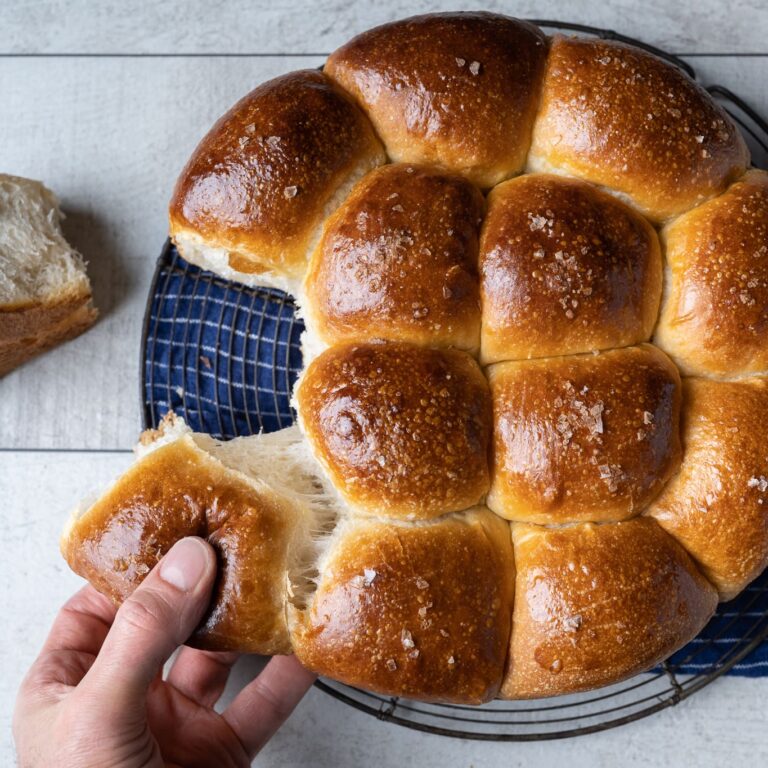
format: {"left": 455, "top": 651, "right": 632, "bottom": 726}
{"left": 0, "top": 174, "right": 97, "bottom": 375}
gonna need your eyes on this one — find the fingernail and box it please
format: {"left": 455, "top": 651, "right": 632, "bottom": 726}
{"left": 160, "top": 537, "right": 209, "bottom": 591}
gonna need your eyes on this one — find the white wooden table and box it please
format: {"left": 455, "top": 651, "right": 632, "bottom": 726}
{"left": 1, "top": 2, "right": 767, "bottom": 764}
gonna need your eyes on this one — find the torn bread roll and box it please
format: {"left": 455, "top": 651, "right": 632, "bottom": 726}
{"left": 61, "top": 415, "right": 515, "bottom": 703}
{"left": 62, "top": 416, "right": 331, "bottom": 654}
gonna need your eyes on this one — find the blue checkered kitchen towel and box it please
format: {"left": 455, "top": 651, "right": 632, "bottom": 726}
{"left": 143, "top": 243, "right": 768, "bottom": 677}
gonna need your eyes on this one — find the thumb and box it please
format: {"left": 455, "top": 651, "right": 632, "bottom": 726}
{"left": 80, "top": 536, "right": 216, "bottom": 711}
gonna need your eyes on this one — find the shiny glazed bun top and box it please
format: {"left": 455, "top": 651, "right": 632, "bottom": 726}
{"left": 528, "top": 35, "right": 749, "bottom": 222}
{"left": 325, "top": 12, "right": 548, "bottom": 189}
{"left": 655, "top": 170, "right": 768, "bottom": 376}
{"left": 295, "top": 341, "right": 491, "bottom": 520}
{"left": 480, "top": 173, "right": 662, "bottom": 364}
{"left": 169, "top": 70, "right": 386, "bottom": 291}
{"left": 169, "top": 13, "right": 750, "bottom": 294}
{"left": 303, "top": 163, "right": 484, "bottom": 355}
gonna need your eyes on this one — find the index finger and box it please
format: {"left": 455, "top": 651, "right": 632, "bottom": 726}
{"left": 21, "top": 585, "right": 119, "bottom": 694}
{"left": 41, "top": 584, "right": 117, "bottom": 656}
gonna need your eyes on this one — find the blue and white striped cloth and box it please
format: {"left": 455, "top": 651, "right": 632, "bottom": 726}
{"left": 143, "top": 243, "right": 768, "bottom": 677}
{"left": 143, "top": 243, "right": 303, "bottom": 438}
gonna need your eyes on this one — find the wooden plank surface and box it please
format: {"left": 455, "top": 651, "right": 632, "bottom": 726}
{"left": 0, "top": 54, "right": 766, "bottom": 450}
{"left": 1, "top": 0, "right": 767, "bottom": 54}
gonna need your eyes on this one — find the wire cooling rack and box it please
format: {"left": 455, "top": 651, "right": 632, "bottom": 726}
{"left": 141, "top": 22, "right": 768, "bottom": 740}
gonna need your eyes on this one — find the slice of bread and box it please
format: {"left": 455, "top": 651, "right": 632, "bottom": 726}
{"left": 0, "top": 174, "right": 97, "bottom": 376}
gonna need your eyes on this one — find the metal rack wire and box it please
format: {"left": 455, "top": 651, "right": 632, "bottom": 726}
{"left": 141, "top": 21, "right": 768, "bottom": 740}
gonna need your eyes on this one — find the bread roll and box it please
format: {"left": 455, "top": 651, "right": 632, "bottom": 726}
{"left": 325, "top": 13, "right": 548, "bottom": 188}
{"left": 169, "top": 70, "right": 386, "bottom": 294}
{"left": 528, "top": 36, "right": 749, "bottom": 222}
{"left": 302, "top": 163, "right": 484, "bottom": 355}
{"left": 655, "top": 170, "right": 768, "bottom": 376}
{"left": 647, "top": 378, "right": 768, "bottom": 600}
{"left": 0, "top": 174, "right": 97, "bottom": 376}
{"left": 296, "top": 341, "right": 491, "bottom": 520}
{"left": 479, "top": 174, "right": 661, "bottom": 364}
{"left": 291, "top": 508, "right": 514, "bottom": 704}
{"left": 61, "top": 417, "right": 323, "bottom": 654}
{"left": 502, "top": 518, "right": 717, "bottom": 698}
{"left": 487, "top": 344, "right": 682, "bottom": 524}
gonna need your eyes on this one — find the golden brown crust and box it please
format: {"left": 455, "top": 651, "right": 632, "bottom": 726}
{"left": 647, "top": 378, "right": 768, "bottom": 600}
{"left": 502, "top": 518, "right": 717, "bottom": 699}
{"left": 325, "top": 13, "right": 548, "bottom": 188}
{"left": 296, "top": 341, "right": 491, "bottom": 519}
{"left": 303, "top": 163, "right": 484, "bottom": 352}
{"left": 0, "top": 295, "right": 97, "bottom": 377}
{"left": 61, "top": 436, "right": 305, "bottom": 654}
{"left": 487, "top": 344, "right": 682, "bottom": 524}
{"left": 655, "top": 170, "right": 768, "bottom": 376}
{"left": 479, "top": 174, "right": 662, "bottom": 364}
{"left": 291, "top": 508, "right": 514, "bottom": 703}
{"left": 0, "top": 286, "right": 91, "bottom": 341}
{"left": 169, "top": 69, "right": 385, "bottom": 281}
{"left": 528, "top": 36, "right": 749, "bottom": 221}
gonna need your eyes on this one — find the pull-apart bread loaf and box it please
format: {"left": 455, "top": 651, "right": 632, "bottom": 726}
{"left": 65, "top": 13, "right": 768, "bottom": 702}
{"left": 0, "top": 175, "right": 97, "bottom": 376}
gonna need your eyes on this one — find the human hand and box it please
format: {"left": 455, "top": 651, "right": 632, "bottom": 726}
{"left": 13, "top": 537, "right": 316, "bottom": 767}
